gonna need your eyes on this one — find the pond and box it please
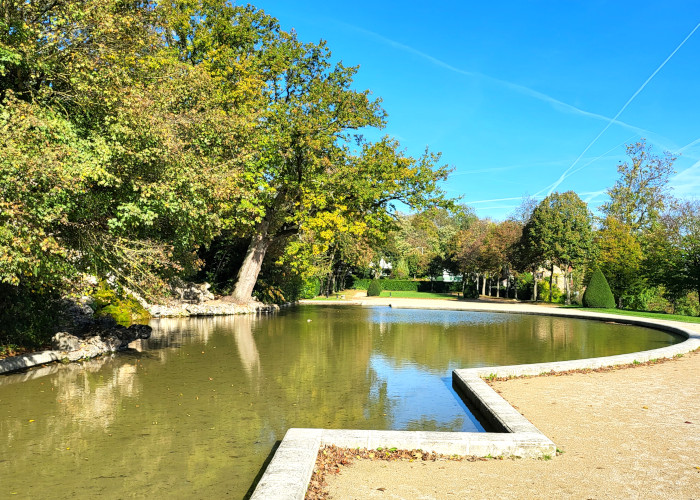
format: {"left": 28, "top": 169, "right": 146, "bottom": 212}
{"left": 0, "top": 305, "right": 680, "bottom": 498}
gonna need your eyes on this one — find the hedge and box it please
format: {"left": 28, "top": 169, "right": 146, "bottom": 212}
{"left": 347, "top": 277, "right": 461, "bottom": 293}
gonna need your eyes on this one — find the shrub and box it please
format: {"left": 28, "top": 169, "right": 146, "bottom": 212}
{"left": 299, "top": 277, "right": 321, "bottom": 299}
{"left": 348, "top": 277, "right": 371, "bottom": 290}
{"left": 366, "top": 280, "right": 382, "bottom": 297}
{"left": 463, "top": 280, "right": 479, "bottom": 299}
{"left": 582, "top": 269, "right": 616, "bottom": 308}
{"left": 537, "top": 279, "right": 564, "bottom": 303}
{"left": 0, "top": 282, "right": 62, "bottom": 348}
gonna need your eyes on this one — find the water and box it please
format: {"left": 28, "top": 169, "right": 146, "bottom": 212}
{"left": 0, "top": 306, "right": 680, "bottom": 498}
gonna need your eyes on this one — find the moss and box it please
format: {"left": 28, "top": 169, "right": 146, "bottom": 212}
{"left": 92, "top": 283, "right": 150, "bottom": 326}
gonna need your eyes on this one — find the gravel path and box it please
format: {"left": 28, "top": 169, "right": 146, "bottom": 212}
{"left": 325, "top": 318, "right": 700, "bottom": 499}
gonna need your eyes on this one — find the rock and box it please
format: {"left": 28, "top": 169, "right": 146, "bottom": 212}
{"left": 51, "top": 332, "right": 82, "bottom": 351}
{"left": 170, "top": 280, "right": 215, "bottom": 304}
{"left": 105, "top": 324, "right": 152, "bottom": 348}
{"left": 128, "top": 324, "right": 152, "bottom": 340}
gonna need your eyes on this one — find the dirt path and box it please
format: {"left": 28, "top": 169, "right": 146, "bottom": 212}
{"left": 325, "top": 342, "right": 700, "bottom": 499}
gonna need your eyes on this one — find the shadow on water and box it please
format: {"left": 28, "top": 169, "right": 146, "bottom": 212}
{"left": 448, "top": 378, "right": 501, "bottom": 433}
{"left": 244, "top": 440, "right": 281, "bottom": 500}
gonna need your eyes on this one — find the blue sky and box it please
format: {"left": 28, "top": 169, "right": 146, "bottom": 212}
{"left": 252, "top": 1, "right": 700, "bottom": 220}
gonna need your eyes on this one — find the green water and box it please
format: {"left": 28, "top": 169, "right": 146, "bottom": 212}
{"left": 0, "top": 306, "right": 680, "bottom": 498}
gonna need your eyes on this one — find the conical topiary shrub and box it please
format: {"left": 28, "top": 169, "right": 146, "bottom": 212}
{"left": 366, "top": 279, "right": 382, "bottom": 297}
{"left": 582, "top": 269, "right": 616, "bottom": 308}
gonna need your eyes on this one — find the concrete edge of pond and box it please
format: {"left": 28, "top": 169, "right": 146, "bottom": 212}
{"left": 0, "top": 350, "right": 63, "bottom": 375}
{"left": 251, "top": 306, "right": 700, "bottom": 500}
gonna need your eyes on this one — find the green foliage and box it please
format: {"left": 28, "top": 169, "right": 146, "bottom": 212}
{"left": 92, "top": 283, "right": 150, "bottom": 326}
{"left": 582, "top": 269, "right": 616, "bottom": 308}
{"left": 620, "top": 286, "right": 669, "bottom": 312}
{"left": 253, "top": 281, "right": 286, "bottom": 304}
{"left": 522, "top": 191, "right": 592, "bottom": 303}
{"left": 602, "top": 140, "right": 676, "bottom": 233}
{"left": 537, "top": 279, "right": 564, "bottom": 303}
{"left": 348, "top": 278, "right": 462, "bottom": 293}
{"left": 463, "top": 280, "right": 479, "bottom": 299}
{"left": 515, "top": 272, "right": 534, "bottom": 301}
{"left": 596, "top": 216, "right": 645, "bottom": 305}
{"left": 300, "top": 278, "right": 322, "bottom": 300}
{"left": 392, "top": 259, "right": 410, "bottom": 279}
{"left": 0, "top": 282, "right": 61, "bottom": 347}
{"left": 672, "top": 292, "right": 700, "bottom": 317}
{"left": 366, "top": 280, "right": 383, "bottom": 297}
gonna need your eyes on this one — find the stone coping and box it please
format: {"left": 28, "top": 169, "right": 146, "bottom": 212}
{"left": 251, "top": 304, "right": 700, "bottom": 500}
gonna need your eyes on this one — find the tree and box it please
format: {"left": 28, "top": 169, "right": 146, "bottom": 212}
{"left": 0, "top": 0, "right": 221, "bottom": 298}
{"left": 595, "top": 216, "right": 645, "bottom": 307}
{"left": 644, "top": 201, "right": 700, "bottom": 312}
{"left": 602, "top": 139, "right": 676, "bottom": 233}
{"left": 450, "top": 218, "right": 489, "bottom": 296}
{"left": 521, "top": 191, "right": 592, "bottom": 304}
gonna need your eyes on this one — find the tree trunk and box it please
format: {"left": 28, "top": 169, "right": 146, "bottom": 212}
{"left": 549, "top": 263, "right": 554, "bottom": 303}
{"left": 496, "top": 272, "right": 500, "bottom": 298}
{"left": 564, "top": 263, "right": 571, "bottom": 305}
{"left": 481, "top": 273, "right": 486, "bottom": 296}
{"left": 230, "top": 221, "right": 273, "bottom": 303}
{"left": 533, "top": 274, "right": 538, "bottom": 302}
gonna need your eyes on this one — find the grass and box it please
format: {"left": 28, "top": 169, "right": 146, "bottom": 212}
{"left": 563, "top": 306, "right": 700, "bottom": 324}
{"left": 378, "top": 290, "right": 459, "bottom": 299}
{"left": 308, "top": 290, "right": 461, "bottom": 300}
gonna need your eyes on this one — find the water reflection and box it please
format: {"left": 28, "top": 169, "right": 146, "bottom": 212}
{"left": 0, "top": 306, "right": 679, "bottom": 498}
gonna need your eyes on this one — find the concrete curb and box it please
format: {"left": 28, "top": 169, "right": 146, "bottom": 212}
{"left": 251, "top": 306, "right": 700, "bottom": 500}
{"left": 0, "top": 351, "right": 61, "bottom": 375}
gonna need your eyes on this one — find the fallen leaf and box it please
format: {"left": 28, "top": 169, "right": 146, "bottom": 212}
{"left": 377, "top": 487, "right": 386, "bottom": 491}
{"left": 685, "top": 421, "right": 693, "bottom": 424}
{"left": 642, "top": 406, "right": 648, "bottom": 409}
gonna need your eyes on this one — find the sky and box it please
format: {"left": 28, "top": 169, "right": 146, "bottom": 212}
{"left": 251, "top": 0, "right": 700, "bottom": 220}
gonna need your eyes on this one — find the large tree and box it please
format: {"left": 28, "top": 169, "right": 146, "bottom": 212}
{"left": 595, "top": 216, "right": 645, "bottom": 308}
{"left": 218, "top": 20, "right": 452, "bottom": 301}
{"left": 521, "top": 191, "right": 592, "bottom": 304}
{"left": 644, "top": 201, "right": 700, "bottom": 312}
{"left": 601, "top": 139, "right": 676, "bottom": 233}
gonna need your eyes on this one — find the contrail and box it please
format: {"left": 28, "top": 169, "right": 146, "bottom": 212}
{"left": 534, "top": 135, "right": 637, "bottom": 197}
{"left": 342, "top": 23, "right": 654, "bottom": 135}
{"left": 545, "top": 22, "right": 700, "bottom": 196}
{"left": 678, "top": 137, "right": 700, "bottom": 153}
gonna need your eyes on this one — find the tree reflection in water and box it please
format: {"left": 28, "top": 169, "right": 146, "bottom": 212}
{"left": 0, "top": 306, "right": 678, "bottom": 497}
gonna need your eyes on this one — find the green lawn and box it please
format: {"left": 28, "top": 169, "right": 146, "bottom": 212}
{"left": 308, "top": 290, "right": 460, "bottom": 300}
{"left": 564, "top": 306, "right": 700, "bottom": 324}
{"left": 377, "top": 290, "right": 459, "bottom": 299}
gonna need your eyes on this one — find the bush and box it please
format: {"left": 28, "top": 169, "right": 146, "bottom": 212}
{"left": 366, "top": 280, "right": 382, "bottom": 297}
{"left": 299, "top": 277, "right": 321, "bottom": 299}
{"left": 672, "top": 292, "right": 700, "bottom": 317}
{"left": 348, "top": 277, "right": 371, "bottom": 290}
{"left": 582, "top": 269, "right": 616, "bottom": 308}
{"left": 515, "top": 273, "right": 534, "bottom": 301}
{"left": 462, "top": 280, "right": 479, "bottom": 299}
{"left": 537, "top": 279, "right": 564, "bottom": 303}
{"left": 0, "top": 282, "right": 62, "bottom": 348}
